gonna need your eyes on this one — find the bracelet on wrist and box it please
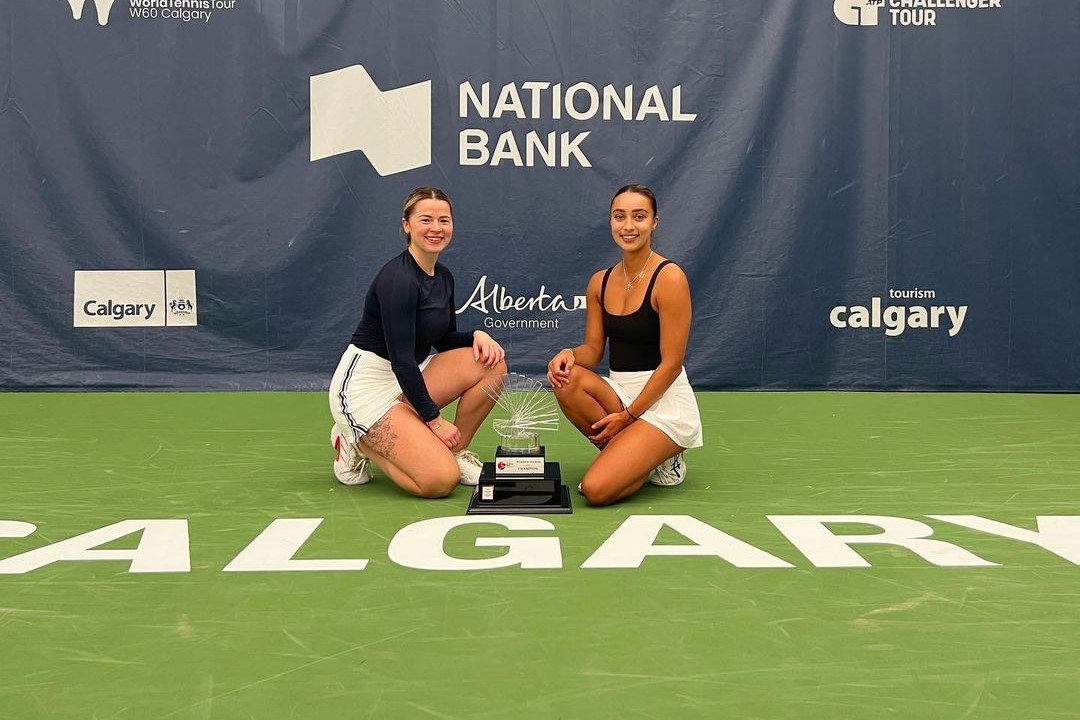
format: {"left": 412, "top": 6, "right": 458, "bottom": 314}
{"left": 625, "top": 407, "right": 638, "bottom": 421}
{"left": 428, "top": 417, "right": 443, "bottom": 430}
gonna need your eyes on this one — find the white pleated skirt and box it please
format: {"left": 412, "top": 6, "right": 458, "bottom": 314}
{"left": 601, "top": 366, "right": 703, "bottom": 449}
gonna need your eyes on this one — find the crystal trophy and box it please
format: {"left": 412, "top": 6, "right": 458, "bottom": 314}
{"left": 466, "top": 373, "right": 572, "bottom": 514}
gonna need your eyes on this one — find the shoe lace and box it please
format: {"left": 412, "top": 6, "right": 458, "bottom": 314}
{"left": 347, "top": 443, "right": 369, "bottom": 473}
{"left": 456, "top": 449, "right": 482, "bottom": 467}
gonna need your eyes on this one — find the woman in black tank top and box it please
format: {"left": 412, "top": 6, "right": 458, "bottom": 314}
{"left": 546, "top": 185, "right": 702, "bottom": 506}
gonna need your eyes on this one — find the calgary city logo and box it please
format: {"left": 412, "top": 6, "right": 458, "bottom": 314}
{"left": 169, "top": 298, "right": 194, "bottom": 317}
{"left": 73, "top": 269, "right": 198, "bottom": 328}
{"left": 66, "top": 0, "right": 116, "bottom": 25}
{"left": 310, "top": 65, "right": 431, "bottom": 176}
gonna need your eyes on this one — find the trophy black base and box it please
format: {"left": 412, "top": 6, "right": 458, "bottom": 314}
{"left": 466, "top": 462, "right": 573, "bottom": 514}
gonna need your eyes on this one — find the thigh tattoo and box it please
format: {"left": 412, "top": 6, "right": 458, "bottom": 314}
{"left": 361, "top": 416, "right": 399, "bottom": 461}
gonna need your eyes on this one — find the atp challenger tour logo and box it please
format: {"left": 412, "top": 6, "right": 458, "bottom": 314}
{"left": 834, "top": 0, "right": 883, "bottom": 26}
{"left": 830, "top": 287, "right": 967, "bottom": 337}
{"left": 834, "top": 0, "right": 1002, "bottom": 27}
{"left": 310, "top": 64, "right": 698, "bottom": 175}
{"left": 2, "top": 514, "right": 1080, "bottom": 574}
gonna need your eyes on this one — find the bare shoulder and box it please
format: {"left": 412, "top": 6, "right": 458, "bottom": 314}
{"left": 586, "top": 267, "right": 610, "bottom": 295}
{"left": 655, "top": 259, "right": 690, "bottom": 295}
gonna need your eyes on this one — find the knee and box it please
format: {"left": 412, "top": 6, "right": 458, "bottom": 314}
{"left": 483, "top": 358, "right": 509, "bottom": 386}
{"left": 412, "top": 460, "right": 460, "bottom": 499}
{"left": 580, "top": 475, "right": 619, "bottom": 507}
{"left": 552, "top": 365, "right": 584, "bottom": 402}
{"left": 476, "top": 358, "right": 508, "bottom": 389}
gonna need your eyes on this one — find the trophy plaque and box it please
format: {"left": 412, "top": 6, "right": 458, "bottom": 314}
{"left": 466, "top": 373, "right": 573, "bottom": 514}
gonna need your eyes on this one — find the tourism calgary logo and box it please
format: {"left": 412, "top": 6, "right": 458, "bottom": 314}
{"left": 829, "top": 288, "right": 968, "bottom": 337}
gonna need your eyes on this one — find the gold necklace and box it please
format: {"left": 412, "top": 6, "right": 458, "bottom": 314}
{"left": 621, "top": 251, "right": 654, "bottom": 293}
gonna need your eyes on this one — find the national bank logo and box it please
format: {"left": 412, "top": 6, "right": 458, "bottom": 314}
{"left": 310, "top": 65, "right": 432, "bottom": 176}
{"left": 74, "top": 270, "right": 198, "bottom": 327}
{"left": 66, "top": 0, "right": 117, "bottom": 26}
{"left": 310, "top": 63, "right": 698, "bottom": 174}
{"left": 834, "top": 0, "right": 882, "bottom": 26}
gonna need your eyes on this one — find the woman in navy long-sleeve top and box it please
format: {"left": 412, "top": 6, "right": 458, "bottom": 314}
{"left": 329, "top": 187, "right": 506, "bottom": 497}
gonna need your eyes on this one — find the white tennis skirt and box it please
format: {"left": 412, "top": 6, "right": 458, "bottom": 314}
{"left": 328, "top": 345, "right": 433, "bottom": 444}
{"left": 602, "top": 366, "right": 703, "bottom": 449}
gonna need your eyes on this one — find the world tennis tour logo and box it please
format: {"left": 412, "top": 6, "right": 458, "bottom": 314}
{"left": 66, "top": 0, "right": 116, "bottom": 25}
{"left": 73, "top": 269, "right": 198, "bottom": 327}
{"left": 310, "top": 65, "right": 432, "bottom": 176}
{"left": 65, "top": 0, "right": 235, "bottom": 25}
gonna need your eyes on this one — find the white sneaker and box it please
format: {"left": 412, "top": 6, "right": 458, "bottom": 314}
{"left": 455, "top": 449, "right": 483, "bottom": 486}
{"left": 331, "top": 425, "right": 371, "bottom": 486}
{"left": 648, "top": 452, "right": 686, "bottom": 487}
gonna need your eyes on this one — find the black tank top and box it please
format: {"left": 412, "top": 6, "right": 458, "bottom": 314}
{"left": 602, "top": 260, "right": 673, "bottom": 372}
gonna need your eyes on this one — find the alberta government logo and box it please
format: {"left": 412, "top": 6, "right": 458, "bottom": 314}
{"left": 833, "top": 0, "right": 1002, "bottom": 27}
{"left": 455, "top": 274, "right": 586, "bottom": 332}
{"left": 310, "top": 64, "right": 698, "bottom": 176}
{"left": 65, "top": 0, "right": 238, "bottom": 26}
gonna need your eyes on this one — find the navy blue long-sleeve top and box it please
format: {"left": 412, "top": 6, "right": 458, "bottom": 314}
{"left": 349, "top": 250, "right": 474, "bottom": 422}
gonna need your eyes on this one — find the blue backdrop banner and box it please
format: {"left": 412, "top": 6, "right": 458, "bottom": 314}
{"left": 1, "top": 1, "right": 1077, "bottom": 390}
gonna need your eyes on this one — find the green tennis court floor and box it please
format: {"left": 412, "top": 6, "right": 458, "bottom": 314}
{"left": 2, "top": 391, "right": 1079, "bottom": 719}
